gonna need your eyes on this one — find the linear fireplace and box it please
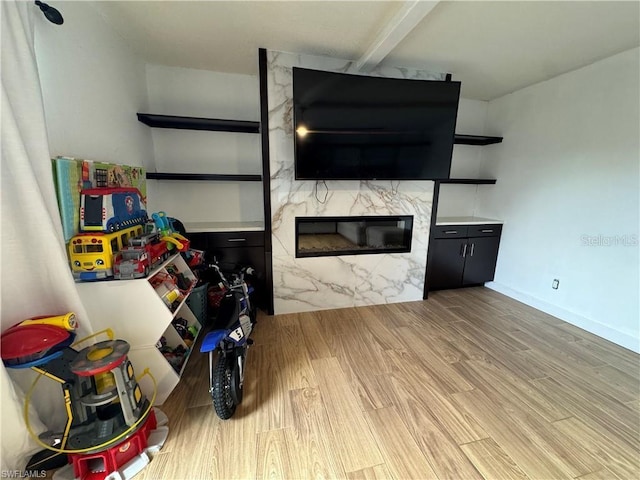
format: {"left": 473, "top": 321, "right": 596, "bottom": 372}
{"left": 296, "top": 215, "right": 413, "bottom": 258}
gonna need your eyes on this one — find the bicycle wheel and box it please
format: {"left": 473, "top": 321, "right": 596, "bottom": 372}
{"left": 212, "top": 355, "right": 237, "bottom": 419}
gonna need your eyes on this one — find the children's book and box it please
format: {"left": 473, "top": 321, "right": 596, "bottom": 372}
{"left": 52, "top": 157, "right": 146, "bottom": 242}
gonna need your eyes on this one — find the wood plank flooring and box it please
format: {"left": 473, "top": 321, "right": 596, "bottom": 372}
{"left": 140, "top": 287, "right": 639, "bottom": 479}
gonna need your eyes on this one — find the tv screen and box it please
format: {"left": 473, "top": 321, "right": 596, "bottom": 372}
{"left": 293, "top": 67, "right": 461, "bottom": 180}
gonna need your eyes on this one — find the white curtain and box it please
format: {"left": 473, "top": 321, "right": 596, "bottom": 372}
{"left": 1, "top": 0, "right": 92, "bottom": 470}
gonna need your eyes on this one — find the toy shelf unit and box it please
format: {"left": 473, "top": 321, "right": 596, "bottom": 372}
{"left": 76, "top": 253, "right": 202, "bottom": 405}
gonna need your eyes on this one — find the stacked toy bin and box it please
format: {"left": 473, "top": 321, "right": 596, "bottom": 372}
{"left": 186, "top": 282, "right": 208, "bottom": 326}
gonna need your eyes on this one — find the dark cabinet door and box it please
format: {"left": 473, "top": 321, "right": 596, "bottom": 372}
{"left": 428, "top": 238, "right": 466, "bottom": 290}
{"left": 186, "top": 233, "right": 268, "bottom": 310}
{"left": 462, "top": 236, "right": 500, "bottom": 285}
{"left": 208, "top": 245, "right": 267, "bottom": 310}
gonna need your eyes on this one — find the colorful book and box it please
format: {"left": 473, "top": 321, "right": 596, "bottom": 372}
{"left": 52, "top": 157, "right": 147, "bottom": 242}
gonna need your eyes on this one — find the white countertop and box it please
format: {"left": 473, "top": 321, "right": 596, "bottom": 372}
{"left": 436, "top": 216, "right": 503, "bottom": 226}
{"left": 184, "top": 221, "right": 265, "bottom": 233}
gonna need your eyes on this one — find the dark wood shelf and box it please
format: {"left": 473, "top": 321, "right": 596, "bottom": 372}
{"left": 146, "top": 172, "right": 262, "bottom": 182}
{"left": 438, "top": 178, "right": 497, "bottom": 185}
{"left": 454, "top": 134, "right": 503, "bottom": 145}
{"left": 137, "top": 113, "right": 260, "bottom": 133}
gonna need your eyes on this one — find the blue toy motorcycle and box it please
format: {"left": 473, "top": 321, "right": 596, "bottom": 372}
{"left": 199, "top": 263, "right": 256, "bottom": 419}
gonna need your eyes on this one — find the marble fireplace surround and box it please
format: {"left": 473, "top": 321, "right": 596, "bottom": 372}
{"left": 266, "top": 50, "right": 444, "bottom": 314}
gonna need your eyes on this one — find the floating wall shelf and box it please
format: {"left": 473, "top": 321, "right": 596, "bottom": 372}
{"left": 137, "top": 113, "right": 260, "bottom": 134}
{"left": 146, "top": 173, "right": 262, "bottom": 182}
{"left": 454, "top": 134, "right": 503, "bottom": 146}
{"left": 438, "top": 178, "right": 497, "bottom": 185}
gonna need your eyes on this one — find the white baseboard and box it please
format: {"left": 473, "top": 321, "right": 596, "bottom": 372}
{"left": 486, "top": 282, "right": 639, "bottom": 354}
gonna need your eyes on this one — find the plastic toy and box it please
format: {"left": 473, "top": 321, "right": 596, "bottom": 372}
{"left": 156, "top": 336, "right": 187, "bottom": 373}
{"left": 183, "top": 248, "right": 204, "bottom": 268}
{"left": 80, "top": 187, "right": 147, "bottom": 233}
{"left": 1, "top": 323, "right": 74, "bottom": 367}
{"left": 66, "top": 411, "right": 159, "bottom": 480}
{"left": 69, "top": 208, "right": 192, "bottom": 282}
{"left": 160, "top": 345, "right": 187, "bottom": 373}
{"left": 151, "top": 212, "right": 190, "bottom": 252}
{"left": 18, "top": 312, "right": 78, "bottom": 331}
{"left": 149, "top": 271, "right": 183, "bottom": 310}
{"left": 0, "top": 319, "right": 167, "bottom": 478}
{"left": 69, "top": 225, "right": 144, "bottom": 280}
{"left": 113, "top": 231, "right": 171, "bottom": 279}
{"left": 199, "top": 261, "right": 256, "bottom": 419}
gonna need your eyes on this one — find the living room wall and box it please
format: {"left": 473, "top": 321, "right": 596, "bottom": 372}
{"left": 143, "top": 64, "right": 263, "bottom": 225}
{"left": 476, "top": 47, "right": 640, "bottom": 352}
{"left": 35, "top": 1, "right": 151, "bottom": 165}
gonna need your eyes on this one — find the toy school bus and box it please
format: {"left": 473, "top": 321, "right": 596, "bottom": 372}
{"left": 69, "top": 225, "right": 144, "bottom": 280}
{"left": 80, "top": 187, "right": 147, "bottom": 233}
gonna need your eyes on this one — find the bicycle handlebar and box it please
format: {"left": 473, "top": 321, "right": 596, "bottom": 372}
{"left": 203, "top": 262, "right": 255, "bottom": 290}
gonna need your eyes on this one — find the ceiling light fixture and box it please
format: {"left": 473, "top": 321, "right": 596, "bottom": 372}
{"left": 35, "top": 1, "right": 64, "bottom": 25}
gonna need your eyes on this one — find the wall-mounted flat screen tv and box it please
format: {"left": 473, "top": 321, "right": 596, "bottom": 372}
{"left": 293, "top": 67, "right": 461, "bottom": 180}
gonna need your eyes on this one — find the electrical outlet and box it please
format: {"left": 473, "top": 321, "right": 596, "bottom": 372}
{"left": 552, "top": 279, "right": 559, "bottom": 290}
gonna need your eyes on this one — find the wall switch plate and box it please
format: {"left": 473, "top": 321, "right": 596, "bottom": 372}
{"left": 552, "top": 279, "right": 559, "bottom": 290}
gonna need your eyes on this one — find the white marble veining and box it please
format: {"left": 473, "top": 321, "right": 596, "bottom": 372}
{"left": 436, "top": 216, "right": 503, "bottom": 226}
{"left": 267, "top": 50, "right": 444, "bottom": 314}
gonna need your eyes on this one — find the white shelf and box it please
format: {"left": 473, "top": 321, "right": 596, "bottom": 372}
{"left": 436, "top": 216, "right": 503, "bottom": 226}
{"left": 127, "top": 347, "right": 179, "bottom": 406}
{"left": 75, "top": 253, "right": 200, "bottom": 405}
{"left": 184, "top": 220, "right": 264, "bottom": 233}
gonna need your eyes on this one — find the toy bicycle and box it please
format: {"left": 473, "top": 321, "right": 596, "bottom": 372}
{"left": 199, "top": 262, "right": 256, "bottom": 419}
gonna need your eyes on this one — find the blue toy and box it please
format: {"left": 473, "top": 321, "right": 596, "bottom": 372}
{"left": 199, "top": 262, "right": 256, "bottom": 419}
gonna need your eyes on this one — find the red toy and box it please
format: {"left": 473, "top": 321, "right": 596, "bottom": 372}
{"left": 1, "top": 323, "right": 72, "bottom": 366}
{"left": 69, "top": 409, "right": 158, "bottom": 480}
{"left": 1, "top": 321, "right": 168, "bottom": 478}
{"left": 113, "top": 231, "right": 170, "bottom": 279}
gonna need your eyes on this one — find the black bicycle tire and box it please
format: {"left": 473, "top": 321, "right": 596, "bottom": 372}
{"left": 212, "top": 355, "right": 237, "bottom": 419}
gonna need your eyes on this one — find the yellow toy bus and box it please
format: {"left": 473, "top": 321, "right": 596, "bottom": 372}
{"left": 69, "top": 225, "right": 143, "bottom": 280}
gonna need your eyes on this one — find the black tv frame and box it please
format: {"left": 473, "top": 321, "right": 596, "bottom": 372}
{"left": 292, "top": 67, "right": 461, "bottom": 180}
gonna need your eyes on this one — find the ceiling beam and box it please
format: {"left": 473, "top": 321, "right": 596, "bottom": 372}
{"left": 354, "top": 0, "right": 440, "bottom": 73}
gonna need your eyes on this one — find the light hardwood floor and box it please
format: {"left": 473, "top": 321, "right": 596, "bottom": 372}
{"left": 139, "top": 287, "right": 640, "bottom": 480}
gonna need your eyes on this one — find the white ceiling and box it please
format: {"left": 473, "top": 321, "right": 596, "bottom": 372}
{"left": 91, "top": 0, "right": 640, "bottom": 101}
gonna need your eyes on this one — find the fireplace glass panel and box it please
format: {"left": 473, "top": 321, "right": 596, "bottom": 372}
{"left": 296, "top": 216, "right": 413, "bottom": 257}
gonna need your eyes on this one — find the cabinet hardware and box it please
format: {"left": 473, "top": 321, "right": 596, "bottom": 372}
{"left": 227, "top": 238, "right": 247, "bottom": 242}
{"left": 470, "top": 243, "right": 475, "bottom": 256}
{"left": 461, "top": 243, "right": 467, "bottom": 258}
{"left": 444, "top": 230, "right": 458, "bottom": 234}
{"left": 480, "top": 229, "right": 494, "bottom": 233}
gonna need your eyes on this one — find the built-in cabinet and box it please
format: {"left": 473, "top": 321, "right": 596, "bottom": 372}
{"left": 427, "top": 223, "right": 502, "bottom": 290}
{"left": 187, "top": 228, "right": 268, "bottom": 311}
{"left": 424, "top": 133, "right": 504, "bottom": 296}
{"left": 76, "top": 254, "right": 200, "bottom": 405}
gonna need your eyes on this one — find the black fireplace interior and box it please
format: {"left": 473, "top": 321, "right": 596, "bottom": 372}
{"left": 296, "top": 215, "right": 413, "bottom": 258}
